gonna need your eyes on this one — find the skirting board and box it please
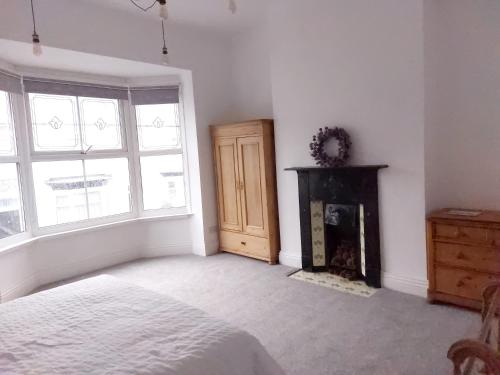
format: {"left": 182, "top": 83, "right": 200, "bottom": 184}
{"left": 279, "top": 251, "right": 302, "bottom": 268}
{"left": 381, "top": 272, "right": 428, "bottom": 298}
{"left": 279, "top": 251, "right": 428, "bottom": 298}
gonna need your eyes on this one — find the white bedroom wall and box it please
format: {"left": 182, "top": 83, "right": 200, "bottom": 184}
{"left": 264, "top": 0, "right": 427, "bottom": 295}
{"left": 424, "top": 0, "right": 500, "bottom": 212}
{"left": 230, "top": 25, "right": 273, "bottom": 119}
{"left": 33, "top": 217, "right": 193, "bottom": 287}
{"left": 0, "top": 243, "right": 37, "bottom": 302}
{"left": 0, "top": 217, "right": 192, "bottom": 301}
{"left": 0, "top": 0, "right": 235, "bottom": 299}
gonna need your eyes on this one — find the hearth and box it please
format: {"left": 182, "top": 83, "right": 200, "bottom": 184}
{"left": 286, "top": 165, "right": 388, "bottom": 288}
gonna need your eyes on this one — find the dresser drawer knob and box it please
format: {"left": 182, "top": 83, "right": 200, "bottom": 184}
{"left": 456, "top": 252, "right": 466, "bottom": 260}
{"left": 241, "top": 241, "right": 247, "bottom": 246}
{"left": 456, "top": 276, "right": 472, "bottom": 288}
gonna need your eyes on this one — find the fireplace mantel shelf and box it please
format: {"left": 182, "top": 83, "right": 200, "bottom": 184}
{"left": 285, "top": 165, "right": 388, "bottom": 172}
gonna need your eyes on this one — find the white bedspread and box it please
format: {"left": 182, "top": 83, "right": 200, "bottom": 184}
{"left": 0, "top": 275, "right": 285, "bottom": 375}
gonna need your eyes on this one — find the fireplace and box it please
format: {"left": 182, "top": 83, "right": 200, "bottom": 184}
{"left": 286, "top": 165, "right": 388, "bottom": 288}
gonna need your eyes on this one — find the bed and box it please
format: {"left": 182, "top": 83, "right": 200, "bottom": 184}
{"left": 0, "top": 275, "right": 285, "bottom": 375}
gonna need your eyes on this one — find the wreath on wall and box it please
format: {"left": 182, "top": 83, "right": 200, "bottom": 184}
{"left": 309, "top": 126, "right": 352, "bottom": 167}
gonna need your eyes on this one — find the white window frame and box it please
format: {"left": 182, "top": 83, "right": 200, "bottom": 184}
{"left": 128, "top": 85, "right": 191, "bottom": 218}
{"left": 0, "top": 91, "right": 29, "bottom": 245}
{"left": 24, "top": 94, "right": 140, "bottom": 236}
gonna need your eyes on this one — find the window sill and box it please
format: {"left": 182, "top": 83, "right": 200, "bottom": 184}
{"left": 0, "top": 213, "right": 193, "bottom": 256}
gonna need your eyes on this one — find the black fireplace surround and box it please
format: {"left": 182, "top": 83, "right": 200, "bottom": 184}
{"left": 286, "top": 165, "right": 388, "bottom": 288}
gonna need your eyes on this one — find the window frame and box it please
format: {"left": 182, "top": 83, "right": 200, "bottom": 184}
{"left": 0, "top": 90, "right": 28, "bottom": 244}
{"left": 24, "top": 94, "right": 138, "bottom": 236}
{"left": 26, "top": 93, "right": 129, "bottom": 157}
{"left": 129, "top": 86, "right": 191, "bottom": 218}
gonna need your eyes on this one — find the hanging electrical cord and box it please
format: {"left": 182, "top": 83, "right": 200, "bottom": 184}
{"left": 29, "top": 0, "right": 237, "bottom": 60}
{"left": 161, "top": 20, "right": 169, "bottom": 65}
{"left": 129, "top": 0, "right": 167, "bottom": 19}
{"left": 129, "top": 0, "right": 158, "bottom": 12}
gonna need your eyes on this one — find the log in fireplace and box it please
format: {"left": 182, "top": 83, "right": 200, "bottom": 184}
{"left": 286, "top": 165, "right": 388, "bottom": 288}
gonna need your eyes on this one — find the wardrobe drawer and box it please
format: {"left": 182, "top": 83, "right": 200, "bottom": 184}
{"left": 435, "top": 242, "right": 500, "bottom": 274}
{"left": 434, "top": 224, "right": 489, "bottom": 244}
{"left": 220, "top": 231, "right": 270, "bottom": 260}
{"left": 435, "top": 267, "right": 498, "bottom": 301}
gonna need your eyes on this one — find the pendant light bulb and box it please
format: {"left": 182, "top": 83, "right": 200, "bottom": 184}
{"left": 158, "top": 1, "right": 168, "bottom": 20}
{"left": 162, "top": 47, "right": 169, "bottom": 66}
{"left": 32, "top": 33, "right": 42, "bottom": 56}
{"left": 228, "top": 0, "right": 237, "bottom": 14}
{"left": 30, "top": 0, "right": 42, "bottom": 56}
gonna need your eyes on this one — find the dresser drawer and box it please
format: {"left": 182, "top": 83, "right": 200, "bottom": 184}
{"left": 435, "top": 242, "right": 500, "bottom": 274}
{"left": 220, "top": 231, "right": 270, "bottom": 260}
{"left": 493, "top": 229, "right": 500, "bottom": 247}
{"left": 434, "top": 223, "right": 489, "bottom": 244}
{"left": 435, "top": 267, "right": 498, "bottom": 301}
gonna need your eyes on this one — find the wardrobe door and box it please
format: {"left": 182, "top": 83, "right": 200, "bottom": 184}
{"left": 237, "top": 136, "right": 268, "bottom": 237}
{"left": 214, "top": 137, "right": 242, "bottom": 232}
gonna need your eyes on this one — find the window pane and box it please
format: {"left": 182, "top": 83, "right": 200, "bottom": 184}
{"left": 0, "top": 163, "right": 24, "bottom": 239}
{"left": 141, "top": 155, "right": 185, "bottom": 210}
{"left": 79, "top": 97, "right": 122, "bottom": 150}
{"left": 33, "top": 160, "right": 86, "bottom": 227}
{"left": 84, "top": 158, "right": 131, "bottom": 218}
{"left": 30, "top": 93, "right": 80, "bottom": 151}
{"left": 136, "top": 104, "right": 180, "bottom": 151}
{"left": 0, "top": 91, "right": 15, "bottom": 156}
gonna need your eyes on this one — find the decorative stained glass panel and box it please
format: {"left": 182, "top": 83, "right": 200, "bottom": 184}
{"left": 30, "top": 93, "right": 80, "bottom": 151}
{"left": 136, "top": 103, "right": 180, "bottom": 151}
{"left": 79, "top": 97, "right": 122, "bottom": 150}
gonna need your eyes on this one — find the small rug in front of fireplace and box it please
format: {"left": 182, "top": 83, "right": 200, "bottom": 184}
{"left": 289, "top": 271, "right": 377, "bottom": 297}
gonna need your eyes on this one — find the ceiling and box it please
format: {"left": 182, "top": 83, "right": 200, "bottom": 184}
{"left": 81, "top": 0, "right": 267, "bottom": 33}
{"left": 0, "top": 39, "right": 182, "bottom": 79}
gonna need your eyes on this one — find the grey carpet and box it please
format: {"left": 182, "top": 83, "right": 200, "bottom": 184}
{"left": 39, "top": 253, "right": 477, "bottom": 375}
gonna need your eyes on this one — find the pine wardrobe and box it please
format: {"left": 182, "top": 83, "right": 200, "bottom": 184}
{"left": 210, "top": 120, "right": 280, "bottom": 264}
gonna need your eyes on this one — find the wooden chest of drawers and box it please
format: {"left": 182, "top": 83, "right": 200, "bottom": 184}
{"left": 427, "top": 209, "right": 500, "bottom": 310}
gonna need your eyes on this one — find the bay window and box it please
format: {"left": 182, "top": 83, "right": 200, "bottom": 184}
{"left": 0, "top": 71, "right": 188, "bottom": 244}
